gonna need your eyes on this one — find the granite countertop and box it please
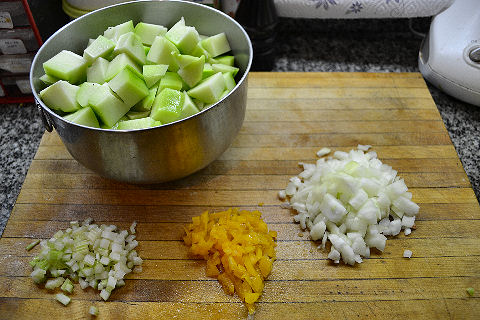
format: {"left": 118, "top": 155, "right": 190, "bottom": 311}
{"left": 0, "top": 14, "right": 479, "bottom": 236}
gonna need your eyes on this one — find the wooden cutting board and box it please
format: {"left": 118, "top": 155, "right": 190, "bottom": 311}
{"left": 1, "top": 72, "right": 479, "bottom": 319}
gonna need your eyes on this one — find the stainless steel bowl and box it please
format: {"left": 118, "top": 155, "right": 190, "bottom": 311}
{"left": 30, "top": 0, "right": 252, "bottom": 184}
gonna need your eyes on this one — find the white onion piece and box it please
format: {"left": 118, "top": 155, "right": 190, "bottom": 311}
{"left": 357, "top": 144, "right": 371, "bottom": 151}
{"left": 316, "top": 147, "right": 331, "bottom": 157}
{"left": 281, "top": 146, "right": 420, "bottom": 265}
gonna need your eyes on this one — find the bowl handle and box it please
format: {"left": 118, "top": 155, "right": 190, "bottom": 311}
{"left": 35, "top": 98, "right": 54, "bottom": 132}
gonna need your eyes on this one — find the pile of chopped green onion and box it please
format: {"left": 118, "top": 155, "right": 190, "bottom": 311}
{"left": 29, "top": 218, "right": 142, "bottom": 306}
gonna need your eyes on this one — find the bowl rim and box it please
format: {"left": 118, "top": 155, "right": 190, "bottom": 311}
{"left": 30, "top": 0, "right": 253, "bottom": 133}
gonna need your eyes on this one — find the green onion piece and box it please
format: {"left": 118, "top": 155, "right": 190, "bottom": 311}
{"left": 55, "top": 293, "right": 71, "bottom": 306}
{"left": 61, "top": 278, "right": 74, "bottom": 293}
{"left": 28, "top": 218, "right": 142, "bottom": 301}
{"left": 89, "top": 305, "right": 99, "bottom": 316}
{"left": 99, "top": 289, "right": 110, "bottom": 301}
{"left": 36, "top": 258, "right": 50, "bottom": 270}
{"left": 26, "top": 240, "right": 40, "bottom": 251}
{"left": 29, "top": 257, "right": 40, "bottom": 267}
{"left": 467, "top": 287, "right": 475, "bottom": 296}
{"left": 30, "top": 268, "right": 46, "bottom": 283}
{"left": 45, "top": 277, "right": 65, "bottom": 290}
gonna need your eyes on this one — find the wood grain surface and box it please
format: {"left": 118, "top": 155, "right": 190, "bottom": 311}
{"left": 1, "top": 72, "right": 479, "bottom": 319}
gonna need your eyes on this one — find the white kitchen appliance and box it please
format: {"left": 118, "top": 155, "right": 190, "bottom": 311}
{"left": 419, "top": 0, "right": 480, "bottom": 106}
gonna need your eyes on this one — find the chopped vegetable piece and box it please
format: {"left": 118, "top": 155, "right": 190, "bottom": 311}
{"left": 29, "top": 218, "right": 142, "bottom": 302}
{"left": 39, "top": 19, "right": 238, "bottom": 129}
{"left": 201, "top": 32, "right": 231, "bottom": 57}
{"left": 112, "top": 32, "right": 147, "bottom": 66}
{"left": 83, "top": 35, "right": 115, "bottom": 64}
{"left": 45, "top": 277, "right": 65, "bottom": 290}
{"left": 466, "top": 287, "right": 475, "bottom": 296}
{"left": 316, "top": 147, "right": 331, "bottom": 157}
{"left": 130, "top": 221, "right": 137, "bottom": 234}
{"left": 134, "top": 22, "right": 167, "bottom": 46}
{"left": 103, "top": 20, "right": 134, "bottom": 43}
{"left": 281, "top": 146, "right": 420, "bottom": 265}
{"left": 403, "top": 250, "right": 413, "bottom": 258}
{"left": 99, "top": 289, "right": 110, "bottom": 301}
{"left": 61, "top": 278, "right": 74, "bottom": 293}
{"left": 150, "top": 88, "right": 184, "bottom": 124}
{"left": 63, "top": 107, "right": 100, "bottom": 128}
{"left": 30, "top": 268, "right": 46, "bottom": 283}
{"left": 40, "top": 80, "right": 81, "bottom": 113}
{"left": 184, "top": 209, "right": 277, "bottom": 314}
{"left": 89, "top": 305, "right": 99, "bottom": 316}
{"left": 55, "top": 293, "right": 71, "bottom": 306}
{"left": 43, "top": 50, "right": 88, "bottom": 84}
{"left": 26, "top": 239, "right": 40, "bottom": 251}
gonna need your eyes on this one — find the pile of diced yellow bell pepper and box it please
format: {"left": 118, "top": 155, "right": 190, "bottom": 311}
{"left": 183, "top": 208, "right": 277, "bottom": 314}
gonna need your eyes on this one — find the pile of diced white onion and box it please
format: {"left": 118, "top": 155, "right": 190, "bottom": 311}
{"left": 30, "top": 218, "right": 142, "bottom": 304}
{"left": 279, "top": 145, "right": 419, "bottom": 265}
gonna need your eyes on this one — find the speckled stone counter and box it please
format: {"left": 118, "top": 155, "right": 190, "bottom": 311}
{"left": 0, "top": 17, "right": 479, "bottom": 236}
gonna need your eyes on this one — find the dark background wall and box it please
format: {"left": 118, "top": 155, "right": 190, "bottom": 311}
{"left": 27, "top": 0, "right": 70, "bottom": 41}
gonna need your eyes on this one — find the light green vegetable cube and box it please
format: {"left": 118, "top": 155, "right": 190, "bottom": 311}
{"left": 212, "top": 63, "right": 239, "bottom": 77}
{"left": 83, "top": 35, "right": 115, "bottom": 64}
{"left": 174, "top": 53, "right": 201, "bottom": 69}
{"left": 219, "top": 90, "right": 230, "bottom": 100}
{"left": 165, "top": 17, "right": 200, "bottom": 55}
{"left": 88, "top": 84, "right": 131, "bottom": 127}
{"left": 202, "top": 63, "right": 215, "bottom": 79}
{"left": 39, "top": 19, "right": 237, "bottom": 130}
{"left": 146, "top": 36, "right": 180, "bottom": 72}
{"left": 192, "top": 98, "right": 205, "bottom": 111}
{"left": 116, "top": 117, "right": 157, "bottom": 130}
{"left": 212, "top": 55, "right": 235, "bottom": 66}
{"left": 76, "top": 82, "right": 101, "bottom": 107}
{"left": 223, "top": 72, "right": 236, "bottom": 91}
{"left": 113, "top": 32, "right": 146, "bottom": 66}
{"left": 158, "top": 72, "right": 183, "bottom": 92}
{"left": 126, "top": 110, "right": 151, "bottom": 120}
{"left": 64, "top": 107, "right": 100, "bottom": 128}
{"left": 43, "top": 50, "right": 88, "bottom": 84}
{"left": 175, "top": 53, "right": 205, "bottom": 88}
{"left": 201, "top": 33, "right": 231, "bottom": 58}
{"left": 131, "top": 86, "right": 157, "bottom": 112}
{"left": 101, "top": 116, "right": 128, "bottom": 129}
{"left": 143, "top": 64, "right": 168, "bottom": 88}
{"left": 191, "top": 41, "right": 210, "bottom": 59}
{"left": 103, "top": 20, "right": 134, "bottom": 42}
{"left": 179, "top": 91, "right": 200, "bottom": 119}
{"left": 105, "top": 53, "right": 142, "bottom": 82}
{"left": 40, "top": 74, "right": 59, "bottom": 86}
{"left": 187, "top": 72, "right": 225, "bottom": 104}
{"left": 108, "top": 66, "right": 149, "bottom": 107}
{"left": 150, "top": 88, "right": 184, "bottom": 124}
{"left": 134, "top": 22, "right": 167, "bottom": 46}
{"left": 87, "top": 57, "right": 109, "bottom": 84}
{"left": 40, "top": 80, "right": 81, "bottom": 113}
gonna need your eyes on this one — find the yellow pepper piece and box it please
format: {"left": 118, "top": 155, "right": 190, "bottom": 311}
{"left": 183, "top": 208, "right": 277, "bottom": 314}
